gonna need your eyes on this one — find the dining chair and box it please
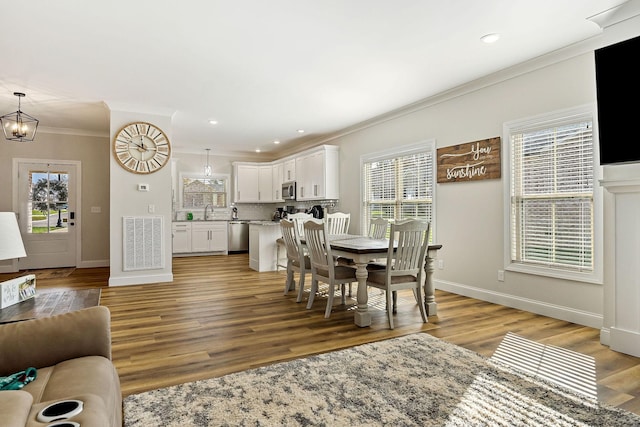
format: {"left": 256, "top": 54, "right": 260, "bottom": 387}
{"left": 303, "top": 219, "right": 358, "bottom": 318}
{"left": 325, "top": 212, "right": 350, "bottom": 235}
{"left": 365, "top": 219, "right": 430, "bottom": 329}
{"left": 368, "top": 218, "right": 389, "bottom": 239}
{"left": 277, "top": 213, "right": 312, "bottom": 272}
{"left": 280, "top": 219, "right": 312, "bottom": 303}
{"left": 287, "top": 212, "right": 313, "bottom": 237}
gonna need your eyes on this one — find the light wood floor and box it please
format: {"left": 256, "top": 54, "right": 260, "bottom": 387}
{"left": 4, "top": 253, "right": 640, "bottom": 416}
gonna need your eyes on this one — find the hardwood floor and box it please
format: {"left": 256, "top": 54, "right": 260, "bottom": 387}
{"left": 3, "top": 253, "right": 640, "bottom": 416}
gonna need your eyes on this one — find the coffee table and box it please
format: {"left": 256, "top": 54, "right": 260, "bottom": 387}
{"left": 0, "top": 289, "right": 101, "bottom": 323}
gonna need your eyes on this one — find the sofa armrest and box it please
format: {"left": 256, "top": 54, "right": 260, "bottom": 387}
{"left": 0, "top": 306, "right": 112, "bottom": 376}
{"left": 0, "top": 390, "right": 33, "bottom": 427}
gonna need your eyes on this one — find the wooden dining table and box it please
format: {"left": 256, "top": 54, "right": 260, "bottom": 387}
{"left": 323, "top": 234, "right": 442, "bottom": 327}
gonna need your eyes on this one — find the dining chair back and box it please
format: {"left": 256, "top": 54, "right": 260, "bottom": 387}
{"left": 368, "top": 218, "right": 389, "bottom": 239}
{"left": 365, "top": 219, "right": 430, "bottom": 329}
{"left": 325, "top": 212, "right": 350, "bottom": 235}
{"left": 280, "top": 219, "right": 311, "bottom": 303}
{"left": 287, "top": 212, "right": 312, "bottom": 237}
{"left": 303, "top": 219, "right": 357, "bottom": 318}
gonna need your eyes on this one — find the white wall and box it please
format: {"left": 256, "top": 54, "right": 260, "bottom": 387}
{"left": 108, "top": 110, "right": 173, "bottom": 286}
{"left": 331, "top": 15, "right": 640, "bottom": 338}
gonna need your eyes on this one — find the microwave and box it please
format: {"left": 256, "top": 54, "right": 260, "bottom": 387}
{"left": 282, "top": 181, "right": 296, "bottom": 200}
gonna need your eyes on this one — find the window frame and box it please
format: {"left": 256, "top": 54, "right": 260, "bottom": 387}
{"left": 503, "top": 104, "right": 603, "bottom": 284}
{"left": 179, "top": 172, "right": 230, "bottom": 210}
{"left": 360, "top": 140, "right": 436, "bottom": 240}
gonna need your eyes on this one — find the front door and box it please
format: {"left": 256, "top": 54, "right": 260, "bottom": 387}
{"left": 16, "top": 161, "right": 78, "bottom": 269}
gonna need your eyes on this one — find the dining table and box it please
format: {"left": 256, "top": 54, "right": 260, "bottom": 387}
{"left": 320, "top": 234, "right": 442, "bottom": 327}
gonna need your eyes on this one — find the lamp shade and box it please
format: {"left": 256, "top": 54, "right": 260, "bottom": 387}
{"left": 0, "top": 212, "right": 27, "bottom": 260}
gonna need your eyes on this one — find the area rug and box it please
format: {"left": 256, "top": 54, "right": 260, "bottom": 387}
{"left": 123, "top": 333, "right": 640, "bottom": 426}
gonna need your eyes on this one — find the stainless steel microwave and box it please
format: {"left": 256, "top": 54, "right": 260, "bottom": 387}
{"left": 282, "top": 181, "right": 296, "bottom": 200}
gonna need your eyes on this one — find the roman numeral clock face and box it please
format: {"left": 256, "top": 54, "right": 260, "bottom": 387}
{"left": 113, "top": 122, "right": 171, "bottom": 174}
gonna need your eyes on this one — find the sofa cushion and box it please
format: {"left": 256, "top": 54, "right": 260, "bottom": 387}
{"left": 22, "top": 355, "right": 121, "bottom": 427}
{"left": 0, "top": 390, "right": 33, "bottom": 427}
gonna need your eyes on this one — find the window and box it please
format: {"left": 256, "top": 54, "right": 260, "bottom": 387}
{"left": 180, "top": 174, "right": 229, "bottom": 209}
{"left": 362, "top": 141, "right": 435, "bottom": 237}
{"left": 505, "top": 105, "right": 602, "bottom": 283}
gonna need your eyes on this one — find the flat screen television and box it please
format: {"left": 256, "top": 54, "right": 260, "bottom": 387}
{"left": 595, "top": 35, "right": 640, "bottom": 165}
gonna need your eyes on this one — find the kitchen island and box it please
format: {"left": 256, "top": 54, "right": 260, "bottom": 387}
{"left": 249, "top": 221, "right": 281, "bottom": 272}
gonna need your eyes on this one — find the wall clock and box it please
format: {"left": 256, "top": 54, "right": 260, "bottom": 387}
{"left": 113, "top": 122, "right": 171, "bottom": 174}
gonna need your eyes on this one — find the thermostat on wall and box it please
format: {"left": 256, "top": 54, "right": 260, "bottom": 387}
{"left": 138, "top": 183, "right": 150, "bottom": 191}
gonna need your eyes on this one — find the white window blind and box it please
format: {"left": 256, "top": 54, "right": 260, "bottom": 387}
{"left": 363, "top": 149, "right": 434, "bottom": 236}
{"left": 509, "top": 113, "right": 594, "bottom": 272}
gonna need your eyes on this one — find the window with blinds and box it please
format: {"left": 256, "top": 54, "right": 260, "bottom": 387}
{"left": 362, "top": 142, "right": 435, "bottom": 237}
{"left": 508, "top": 109, "right": 594, "bottom": 273}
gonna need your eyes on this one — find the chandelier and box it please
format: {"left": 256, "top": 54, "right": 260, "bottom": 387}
{"left": 204, "top": 148, "right": 212, "bottom": 177}
{"left": 1, "top": 92, "right": 39, "bottom": 142}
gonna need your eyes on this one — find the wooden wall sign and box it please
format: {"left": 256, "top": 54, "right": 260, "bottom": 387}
{"left": 437, "top": 137, "right": 501, "bottom": 183}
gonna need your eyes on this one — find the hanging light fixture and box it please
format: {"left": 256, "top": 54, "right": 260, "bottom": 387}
{"left": 204, "top": 148, "right": 212, "bottom": 177}
{"left": 1, "top": 92, "right": 39, "bottom": 142}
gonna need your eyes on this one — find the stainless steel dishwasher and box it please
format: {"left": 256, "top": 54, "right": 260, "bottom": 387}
{"left": 228, "top": 221, "right": 249, "bottom": 253}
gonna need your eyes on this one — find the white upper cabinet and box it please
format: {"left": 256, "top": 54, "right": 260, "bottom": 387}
{"left": 234, "top": 163, "right": 260, "bottom": 202}
{"left": 296, "top": 145, "right": 339, "bottom": 201}
{"left": 233, "top": 145, "right": 339, "bottom": 203}
{"left": 272, "top": 162, "right": 284, "bottom": 202}
{"left": 258, "top": 165, "right": 273, "bottom": 202}
{"left": 283, "top": 158, "right": 296, "bottom": 182}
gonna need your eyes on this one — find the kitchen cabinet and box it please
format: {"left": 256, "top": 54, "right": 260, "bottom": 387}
{"left": 234, "top": 162, "right": 274, "bottom": 202}
{"left": 249, "top": 222, "right": 281, "bottom": 272}
{"left": 296, "top": 145, "right": 339, "bottom": 201}
{"left": 258, "top": 165, "right": 273, "bottom": 202}
{"left": 283, "top": 158, "right": 296, "bottom": 182}
{"left": 171, "top": 223, "right": 192, "bottom": 253}
{"left": 272, "top": 162, "right": 284, "bottom": 201}
{"left": 191, "top": 222, "right": 228, "bottom": 253}
{"left": 234, "top": 163, "right": 260, "bottom": 202}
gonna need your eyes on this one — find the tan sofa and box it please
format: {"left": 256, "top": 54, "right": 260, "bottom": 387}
{"left": 0, "top": 306, "right": 122, "bottom": 427}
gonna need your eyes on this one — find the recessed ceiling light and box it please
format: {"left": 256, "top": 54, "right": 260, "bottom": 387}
{"left": 255, "top": 148, "right": 261, "bottom": 153}
{"left": 297, "top": 129, "right": 305, "bottom": 133}
{"left": 481, "top": 33, "right": 500, "bottom": 44}
{"left": 273, "top": 140, "right": 280, "bottom": 144}
{"left": 209, "top": 120, "right": 218, "bottom": 125}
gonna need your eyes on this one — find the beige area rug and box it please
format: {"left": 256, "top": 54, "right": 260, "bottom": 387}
{"left": 124, "top": 333, "right": 640, "bottom": 426}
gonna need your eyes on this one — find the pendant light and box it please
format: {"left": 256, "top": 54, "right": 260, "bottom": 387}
{"left": 204, "top": 148, "right": 212, "bottom": 177}
{"left": 1, "top": 92, "right": 39, "bottom": 142}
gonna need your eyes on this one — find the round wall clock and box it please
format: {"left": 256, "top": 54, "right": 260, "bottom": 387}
{"left": 113, "top": 122, "right": 171, "bottom": 174}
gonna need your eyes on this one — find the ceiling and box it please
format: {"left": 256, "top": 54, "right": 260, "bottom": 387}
{"left": 0, "top": 1, "right": 633, "bottom": 157}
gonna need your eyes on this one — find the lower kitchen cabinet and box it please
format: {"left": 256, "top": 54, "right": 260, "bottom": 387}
{"left": 172, "top": 221, "right": 228, "bottom": 254}
{"left": 171, "top": 223, "right": 192, "bottom": 253}
{"left": 249, "top": 223, "right": 281, "bottom": 272}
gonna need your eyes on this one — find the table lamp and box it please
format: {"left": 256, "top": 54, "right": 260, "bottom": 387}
{"left": 0, "top": 212, "right": 26, "bottom": 261}
{"left": 0, "top": 212, "right": 34, "bottom": 309}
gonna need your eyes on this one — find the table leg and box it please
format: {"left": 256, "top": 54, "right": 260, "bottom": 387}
{"left": 424, "top": 248, "right": 438, "bottom": 316}
{"left": 353, "top": 262, "right": 371, "bottom": 327}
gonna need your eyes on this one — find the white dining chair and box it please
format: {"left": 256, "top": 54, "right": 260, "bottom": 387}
{"left": 365, "top": 219, "right": 430, "bottom": 329}
{"left": 303, "top": 219, "right": 357, "bottom": 318}
{"left": 280, "top": 219, "right": 312, "bottom": 303}
{"left": 325, "top": 212, "right": 350, "bottom": 235}
{"left": 287, "top": 212, "right": 312, "bottom": 237}
{"left": 277, "top": 212, "right": 312, "bottom": 272}
{"left": 368, "top": 218, "right": 389, "bottom": 239}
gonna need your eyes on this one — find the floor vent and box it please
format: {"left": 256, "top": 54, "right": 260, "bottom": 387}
{"left": 122, "top": 216, "right": 164, "bottom": 271}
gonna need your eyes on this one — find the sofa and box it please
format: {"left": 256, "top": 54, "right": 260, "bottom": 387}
{"left": 0, "top": 306, "right": 122, "bottom": 427}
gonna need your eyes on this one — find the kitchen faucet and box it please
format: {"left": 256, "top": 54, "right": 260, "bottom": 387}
{"left": 204, "top": 204, "right": 212, "bottom": 220}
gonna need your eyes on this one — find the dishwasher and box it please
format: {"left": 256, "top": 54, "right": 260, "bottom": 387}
{"left": 228, "top": 221, "right": 249, "bottom": 253}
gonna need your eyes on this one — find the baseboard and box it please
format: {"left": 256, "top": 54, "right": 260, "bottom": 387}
{"left": 77, "top": 259, "right": 109, "bottom": 268}
{"left": 108, "top": 273, "right": 173, "bottom": 287}
{"left": 434, "top": 279, "right": 603, "bottom": 329}
{"left": 610, "top": 327, "right": 640, "bottom": 357}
